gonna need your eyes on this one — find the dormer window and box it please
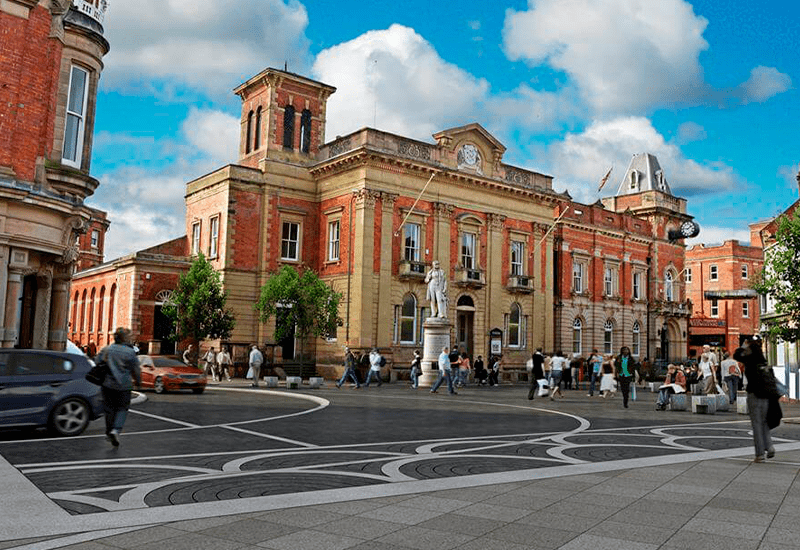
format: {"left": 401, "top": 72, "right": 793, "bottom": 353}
{"left": 629, "top": 170, "right": 639, "bottom": 190}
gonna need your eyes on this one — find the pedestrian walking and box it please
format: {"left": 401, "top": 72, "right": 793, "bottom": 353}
{"left": 217, "top": 346, "right": 232, "bottom": 382}
{"left": 561, "top": 352, "right": 573, "bottom": 390}
{"left": 203, "top": 346, "right": 217, "bottom": 381}
{"left": 615, "top": 346, "right": 635, "bottom": 408}
{"left": 600, "top": 355, "right": 616, "bottom": 398}
{"left": 735, "top": 337, "right": 779, "bottom": 462}
{"left": 409, "top": 350, "right": 422, "bottom": 388}
{"left": 527, "top": 348, "right": 545, "bottom": 400}
{"left": 549, "top": 351, "right": 566, "bottom": 399}
{"left": 182, "top": 344, "right": 195, "bottom": 366}
{"left": 431, "top": 346, "right": 456, "bottom": 394}
{"left": 248, "top": 344, "right": 263, "bottom": 387}
{"left": 721, "top": 351, "right": 742, "bottom": 404}
{"left": 449, "top": 347, "right": 461, "bottom": 384}
{"left": 488, "top": 355, "right": 501, "bottom": 387}
{"left": 336, "top": 347, "right": 361, "bottom": 388}
{"left": 364, "top": 348, "right": 383, "bottom": 387}
{"left": 474, "top": 355, "right": 487, "bottom": 385}
{"left": 96, "top": 327, "right": 141, "bottom": 447}
{"left": 587, "top": 349, "right": 603, "bottom": 396}
{"left": 699, "top": 344, "right": 718, "bottom": 395}
{"left": 457, "top": 352, "right": 471, "bottom": 387}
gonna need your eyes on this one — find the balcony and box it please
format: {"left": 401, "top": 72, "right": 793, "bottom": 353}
{"left": 507, "top": 275, "right": 533, "bottom": 293}
{"left": 71, "top": 0, "right": 106, "bottom": 23}
{"left": 455, "top": 267, "right": 485, "bottom": 288}
{"left": 398, "top": 260, "right": 427, "bottom": 281}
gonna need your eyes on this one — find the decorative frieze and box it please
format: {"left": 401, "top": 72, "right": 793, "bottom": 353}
{"left": 398, "top": 140, "right": 432, "bottom": 161}
{"left": 487, "top": 213, "right": 506, "bottom": 230}
{"left": 433, "top": 202, "right": 454, "bottom": 218}
{"left": 504, "top": 167, "right": 532, "bottom": 188}
{"left": 329, "top": 138, "right": 353, "bottom": 158}
{"left": 354, "top": 189, "right": 381, "bottom": 209}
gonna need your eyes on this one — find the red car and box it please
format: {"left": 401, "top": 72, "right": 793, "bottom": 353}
{"left": 137, "top": 355, "right": 207, "bottom": 394}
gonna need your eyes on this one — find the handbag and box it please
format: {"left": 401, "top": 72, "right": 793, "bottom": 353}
{"left": 85, "top": 361, "right": 109, "bottom": 386}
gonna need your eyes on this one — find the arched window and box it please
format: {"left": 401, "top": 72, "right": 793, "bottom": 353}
{"left": 254, "top": 106, "right": 262, "bottom": 150}
{"left": 572, "top": 318, "right": 582, "bottom": 355}
{"left": 88, "top": 288, "right": 95, "bottom": 332}
{"left": 71, "top": 291, "right": 79, "bottom": 335}
{"left": 632, "top": 321, "right": 641, "bottom": 357}
{"left": 664, "top": 270, "right": 674, "bottom": 302}
{"left": 283, "top": 105, "right": 295, "bottom": 149}
{"left": 300, "top": 109, "right": 312, "bottom": 153}
{"left": 98, "top": 286, "right": 105, "bottom": 334}
{"left": 604, "top": 319, "right": 614, "bottom": 354}
{"left": 80, "top": 289, "right": 87, "bottom": 333}
{"left": 107, "top": 284, "right": 116, "bottom": 332}
{"left": 245, "top": 110, "right": 253, "bottom": 154}
{"left": 399, "top": 294, "right": 417, "bottom": 344}
{"left": 508, "top": 303, "right": 521, "bottom": 347}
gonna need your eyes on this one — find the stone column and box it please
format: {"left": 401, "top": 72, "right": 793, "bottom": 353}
{"left": 351, "top": 189, "right": 380, "bottom": 348}
{"left": 486, "top": 213, "right": 505, "bottom": 335}
{"left": 48, "top": 275, "right": 70, "bottom": 350}
{"left": 432, "top": 203, "right": 453, "bottom": 280}
{"left": 0, "top": 246, "right": 9, "bottom": 340}
{"left": 33, "top": 271, "right": 52, "bottom": 349}
{"left": 2, "top": 269, "right": 22, "bottom": 348}
{"left": 376, "top": 192, "right": 397, "bottom": 348}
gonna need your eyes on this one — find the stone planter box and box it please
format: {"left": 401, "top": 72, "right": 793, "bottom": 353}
{"left": 309, "top": 377, "right": 324, "bottom": 388}
{"left": 286, "top": 376, "right": 302, "bottom": 389}
{"left": 692, "top": 395, "right": 716, "bottom": 414}
{"left": 668, "top": 393, "right": 688, "bottom": 411}
{"left": 263, "top": 376, "right": 278, "bottom": 388}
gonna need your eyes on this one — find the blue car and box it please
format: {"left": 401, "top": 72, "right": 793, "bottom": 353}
{"left": 0, "top": 349, "right": 104, "bottom": 436}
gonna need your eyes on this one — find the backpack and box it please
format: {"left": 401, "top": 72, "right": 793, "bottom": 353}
{"left": 379, "top": 355, "right": 387, "bottom": 367}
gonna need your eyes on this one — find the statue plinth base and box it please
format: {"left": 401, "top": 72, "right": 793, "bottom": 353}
{"left": 419, "top": 317, "right": 452, "bottom": 388}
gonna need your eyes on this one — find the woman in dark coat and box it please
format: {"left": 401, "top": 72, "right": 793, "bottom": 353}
{"left": 734, "top": 337, "right": 779, "bottom": 462}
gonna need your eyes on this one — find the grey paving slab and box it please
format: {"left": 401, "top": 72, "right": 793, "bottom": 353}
{"left": 694, "top": 507, "right": 775, "bottom": 527}
{"left": 394, "top": 495, "right": 472, "bottom": 513}
{"left": 708, "top": 496, "right": 782, "bottom": 514}
{"left": 558, "top": 533, "right": 658, "bottom": 550}
{"left": 426, "top": 487, "right": 498, "bottom": 502}
{"left": 168, "top": 514, "right": 255, "bottom": 532}
{"left": 373, "top": 526, "right": 475, "bottom": 550}
{"left": 314, "top": 517, "right": 407, "bottom": 540}
{"left": 586, "top": 520, "right": 675, "bottom": 545}
{"left": 607, "top": 509, "right": 689, "bottom": 530}
{"left": 663, "top": 529, "right": 761, "bottom": 550}
{"left": 255, "top": 508, "right": 348, "bottom": 527}
{"left": 757, "top": 543, "right": 800, "bottom": 550}
{"left": 415, "top": 513, "right": 501, "bottom": 537}
{"left": 515, "top": 510, "right": 603, "bottom": 532}
{"left": 620, "top": 498, "right": 703, "bottom": 517}
{"left": 49, "top": 543, "right": 111, "bottom": 550}
{"left": 456, "top": 538, "right": 530, "bottom": 550}
{"left": 682, "top": 517, "right": 768, "bottom": 541}
{"left": 764, "top": 527, "right": 800, "bottom": 546}
{"left": 93, "top": 525, "right": 184, "bottom": 548}
{"left": 0, "top": 537, "right": 56, "bottom": 550}
{"left": 451, "top": 502, "right": 531, "bottom": 522}
{"left": 195, "top": 520, "right": 300, "bottom": 545}
{"left": 129, "top": 532, "right": 247, "bottom": 550}
{"left": 485, "top": 523, "right": 577, "bottom": 548}
{"left": 357, "top": 504, "right": 445, "bottom": 525}
{"left": 346, "top": 541, "right": 409, "bottom": 550}
{"left": 256, "top": 530, "right": 363, "bottom": 550}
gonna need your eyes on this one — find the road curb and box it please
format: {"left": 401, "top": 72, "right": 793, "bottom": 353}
{"left": 131, "top": 391, "right": 147, "bottom": 405}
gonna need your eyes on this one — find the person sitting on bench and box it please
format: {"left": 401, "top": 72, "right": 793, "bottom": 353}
{"left": 656, "top": 364, "right": 686, "bottom": 410}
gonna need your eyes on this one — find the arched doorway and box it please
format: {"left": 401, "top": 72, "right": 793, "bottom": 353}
{"left": 153, "top": 290, "right": 176, "bottom": 355}
{"left": 456, "top": 295, "right": 475, "bottom": 358}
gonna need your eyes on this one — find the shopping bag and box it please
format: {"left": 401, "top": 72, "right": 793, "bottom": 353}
{"left": 631, "top": 383, "right": 637, "bottom": 401}
{"left": 246, "top": 366, "right": 254, "bottom": 379}
{"left": 537, "top": 379, "right": 550, "bottom": 397}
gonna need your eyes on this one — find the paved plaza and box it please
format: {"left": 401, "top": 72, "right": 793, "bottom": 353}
{"left": 1, "top": 381, "right": 800, "bottom": 550}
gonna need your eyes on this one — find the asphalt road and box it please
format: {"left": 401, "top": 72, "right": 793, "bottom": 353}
{"left": 2, "top": 381, "right": 799, "bottom": 517}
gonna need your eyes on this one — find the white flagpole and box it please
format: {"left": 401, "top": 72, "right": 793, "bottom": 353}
{"left": 394, "top": 171, "right": 438, "bottom": 237}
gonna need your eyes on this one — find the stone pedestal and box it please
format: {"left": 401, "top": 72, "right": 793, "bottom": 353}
{"left": 419, "top": 317, "right": 452, "bottom": 388}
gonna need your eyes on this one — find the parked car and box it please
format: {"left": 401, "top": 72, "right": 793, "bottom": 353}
{"left": 0, "top": 349, "right": 104, "bottom": 436}
{"left": 137, "top": 355, "right": 206, "bottom": 394}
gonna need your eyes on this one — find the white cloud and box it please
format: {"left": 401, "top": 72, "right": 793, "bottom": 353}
{"left": 676, "top": 121, "right": 706, "bottom": 143}
{"left": 102, "top": 0, "right": 310, "bottom": 96}
{"left": 737, "top": 66, "right": 792, "bottom": 104}
{"left": 90, "top": 109, "right": 238, "bottom": 260}
{"left": 312, "top": 24, "right": 491, "bottom": 141}
{"left": 548, "top": 117, "right": 739, "bottom": 202}
{"left": 181, "top": 108, "right": 240, "bottom": 163}
{"left": 503, "top": 0, "right": 709, "bottom": 114}
{"left": 686, "top": 226, "right": 752, "bottom": 247}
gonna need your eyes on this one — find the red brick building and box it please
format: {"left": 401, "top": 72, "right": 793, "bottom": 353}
{"left": 685, "top": 237, "right": 763, "bottom": 356}
{"left": 555, "top": 154, "right": 695, "bottom": 364}
{"left": 0, "top": 0, "right": 108, "bottom": 349}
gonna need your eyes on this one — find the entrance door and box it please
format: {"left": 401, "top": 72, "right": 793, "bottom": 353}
{"left": 153, "top": 305, "right": 175, "bottom": 355}
{"left": 276, "top": 307, "right": 295, "bottom": 361}
{"left": 456, "top": 311, "right": 474, "bottom": 358}
{"left": 18, "top": 275, "right": 37, "bottom": 349}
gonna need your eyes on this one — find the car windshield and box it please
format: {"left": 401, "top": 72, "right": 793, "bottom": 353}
{"left": 152, "top": 357, "right": 189, "bottom": 368}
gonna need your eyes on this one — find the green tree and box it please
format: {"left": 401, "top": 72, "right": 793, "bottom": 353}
{"left": 255, "top": 265, "right": 342, "bottom": 375}
{"left": 162, "top": 254, "right": 235, "bottom": 358}
{"left": 753, "top": 207, "right": 800, "bottom": 343}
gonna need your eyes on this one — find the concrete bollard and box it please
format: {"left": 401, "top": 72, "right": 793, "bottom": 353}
{"left": 286, "top": 376, "right": 301, "bottom": 389}
{"left": 263, "top": 376, "right": 278, "bottom": 388}
{"left": 309, "top": 377, "right": 324, "bottom": 388}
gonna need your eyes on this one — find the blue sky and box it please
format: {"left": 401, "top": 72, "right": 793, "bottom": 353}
{"left": 90, "top": 0, "right": 799, "bottom": 260}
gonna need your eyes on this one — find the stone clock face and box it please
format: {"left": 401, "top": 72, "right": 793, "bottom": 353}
{"left": 458, "top": 144, "right": 481, "bottom": 168}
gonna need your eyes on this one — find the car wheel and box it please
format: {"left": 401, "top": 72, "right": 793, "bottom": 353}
{"left": 154, "top": 377, "right": 166, "bottom": 394}
{"left": 49, "top": 398, "right": 90, "bottom": 437}
{"left": 192, "top": 387, "right": 205, "bottom": 394}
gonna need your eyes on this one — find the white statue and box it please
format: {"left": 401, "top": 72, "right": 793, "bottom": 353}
{"left": 425, "top": 260, "right": 448, "bottom": 318}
